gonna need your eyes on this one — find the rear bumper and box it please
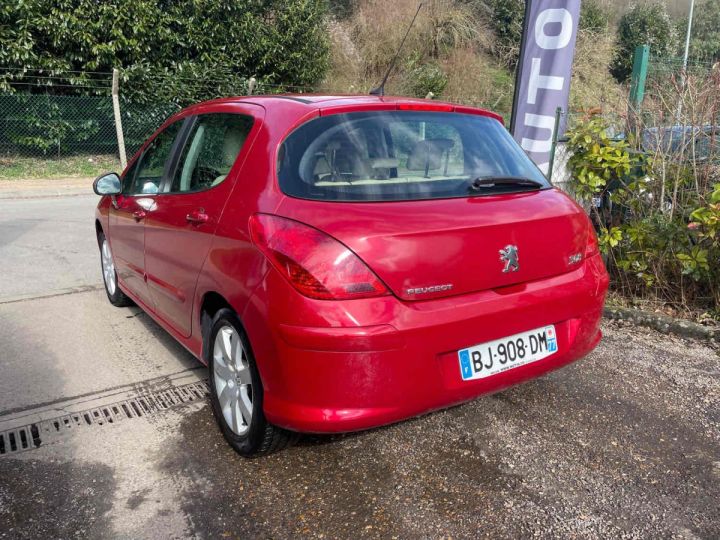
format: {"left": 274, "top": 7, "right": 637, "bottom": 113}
{"left": 244, "top": 254, "right": 609, "bottom": 433}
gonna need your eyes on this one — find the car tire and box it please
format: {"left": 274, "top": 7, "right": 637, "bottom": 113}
{"left": 98, "top": 231, "right": 133, "bottom": 307}
{"left": 206, "top": 308, "right": 297, "bottom": 457}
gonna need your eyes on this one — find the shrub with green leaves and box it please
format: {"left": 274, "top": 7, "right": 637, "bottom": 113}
{"left": 0, "top": 0, "right": 331, "bottom": 104}
{"left": 565, "top": 116, "right": 637, "bottom": 201}
{"left": 566, "top": 116, "right": 720, "bottom": 314}
{"left": 0, "top": 94, "right": 114, "bottom": 156}
{"left": 611, "top": 2, "right": 678, "bottom": 82}
{"left": 485, "top": 0, "right": 525, "bottom": 67}
{"left": 403, "top": 61, "right": 448, "bottom": 98}
{"left": 685, "top": 184, "right": 720, "bottom": 296}
{"left": 579, "top": 0, "right": 610, "bottom": 34}
{"left": 678, "top": 0, "right": 720, "bottom": 62}
{"left": 0, "top": 0, "right": 331, "bottom": 155}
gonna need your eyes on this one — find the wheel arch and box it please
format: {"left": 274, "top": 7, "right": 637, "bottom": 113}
{"left": 199, "top": 291, "right": 238, "bottom": 362}
{"left": 197, "top": 289, "right": 273, "bottom": 387}
{"left": 95, "top": 219, "right": 104, "bottom": 245}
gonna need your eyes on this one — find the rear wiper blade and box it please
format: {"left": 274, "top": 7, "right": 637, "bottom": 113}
{"left": 469, "top": 176, "right": 544, "bottom": 192}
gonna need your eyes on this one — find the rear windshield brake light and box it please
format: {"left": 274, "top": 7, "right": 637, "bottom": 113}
{"left": 397, "top": 103, "right": 453, "bottom": 112}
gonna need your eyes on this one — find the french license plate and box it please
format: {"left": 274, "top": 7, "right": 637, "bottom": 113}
{"left": 458, "top": 325, "right": 558, "bottom": 381}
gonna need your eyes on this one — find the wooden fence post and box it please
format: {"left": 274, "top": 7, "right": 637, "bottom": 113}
{"left": 112, "top": 69, "right": 127, "bottom": 170}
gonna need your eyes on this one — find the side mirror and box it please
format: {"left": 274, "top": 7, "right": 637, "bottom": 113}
{"left": 93, "top": 172, "right": 122, "bottom": 196}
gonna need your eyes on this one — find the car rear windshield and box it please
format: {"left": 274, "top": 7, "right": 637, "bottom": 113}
{"left": 277, "top": 111, "right": 549, "bottom": 202}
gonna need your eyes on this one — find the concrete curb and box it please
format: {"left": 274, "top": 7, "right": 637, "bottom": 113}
{"left": 0, "top": 177, "right": 95, "bottom": 200}
{"left": 0, "top": 190, "right": 91, "bottom": 200}
{"left": 604, "top": 305, "right": 719, "bottom": 342}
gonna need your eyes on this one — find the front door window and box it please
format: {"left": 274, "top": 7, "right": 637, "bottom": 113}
{"left": 127, "top": 120, "right": 184, "bottom": 195}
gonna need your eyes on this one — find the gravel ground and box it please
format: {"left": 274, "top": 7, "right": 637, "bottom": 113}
{"left": 1, "top": 320, "right": 718, "bottom": 539}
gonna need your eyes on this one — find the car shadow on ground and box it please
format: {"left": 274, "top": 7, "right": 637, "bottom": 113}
{"left": 127, "top": 304, "right": 199, "bottom": 372}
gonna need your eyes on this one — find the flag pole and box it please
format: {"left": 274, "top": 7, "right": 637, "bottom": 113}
{"left": 509, "top": 0, "right": 533, "bottom": 134}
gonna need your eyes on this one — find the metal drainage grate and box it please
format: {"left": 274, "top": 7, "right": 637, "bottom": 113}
{"left": 0, "top": 380, "right": 209, "bottom": 457}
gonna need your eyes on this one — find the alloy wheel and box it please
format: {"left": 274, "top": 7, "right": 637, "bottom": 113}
{"left": 101, "top": 239, "right": 116, "bottom": 296}
{"left": 213, "top": 325, "right": 253, "bottom": 435}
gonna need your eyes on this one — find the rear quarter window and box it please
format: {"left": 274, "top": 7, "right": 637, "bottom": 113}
{"left": 277, "top": 111, "right": 548, "bottom": 202}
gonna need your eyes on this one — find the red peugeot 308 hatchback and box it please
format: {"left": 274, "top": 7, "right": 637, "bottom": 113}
{"left": 93, "top": 95, "right": 609, "bottom": 456}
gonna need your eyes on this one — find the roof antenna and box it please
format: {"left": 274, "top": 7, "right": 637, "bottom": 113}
{"left": 369, "top": 3, "right": 423, "bottom": 96}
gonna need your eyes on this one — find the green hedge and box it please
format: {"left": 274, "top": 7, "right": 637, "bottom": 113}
{"left": 0, "top": 0, "right": 330, "bottom": 103}
{"left": 0, "top": 0, "right": 330, "bottom": 156}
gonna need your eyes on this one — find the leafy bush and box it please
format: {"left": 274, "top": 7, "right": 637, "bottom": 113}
{"left": 566, "top": 116, "right": 637, "bottom": 201}
{"left": 580, "top": 0, "right": 610, "bottom": 33}
{"left": 403, "top": 60, "right": 448, "bottom": 97}
{"left": 566, "top": 115, "right": 720, "bottom": 313}
{"left": 485, "top": 0, "right": 524, "bottom": 67}
{"left": 678, "top": 0, "right": 720, "bottom": 62}
{"left": 0, "top": 0, "right": 331, "bottom": 103}
{"left": 0, "top": 0, "right": 330, "bottom": 156}
{"left": 686, "top": 184, "right": 720, "bottom": 287}
{"left": 483, "top": 0, "right": 610, "bottom": 66}
{"left": 611, "top": 2, "right": 678, "bottom": 82}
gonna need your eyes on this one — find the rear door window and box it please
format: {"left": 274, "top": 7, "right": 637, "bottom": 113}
{"left": 169, "top": 113, "right": 254, "bottom": 193}
{"left": 277, "top": 111, "right": 548, "bottom": 202}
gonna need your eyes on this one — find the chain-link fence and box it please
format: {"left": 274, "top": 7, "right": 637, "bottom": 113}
{"left": 0, "top": 69, "right": 183, "bottom": 178}
{"left": 1, "top": 93, "right": 114, "bottom": 157}
{"left": 120, "top": 101, "right": 181, "bottom": 156}
{"left": 0, "top": 68, "right": 504, "bottom": 179}
{"left": 0, "top": 72, "right": 274, "bottom": 179}
{"left": 646, "top": 55, "right": 716, "bottom": 95}
{"left": 0, "top": 93, "right": 181, "bottom": 178}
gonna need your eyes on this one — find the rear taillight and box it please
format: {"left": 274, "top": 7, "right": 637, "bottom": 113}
{"left": 249, "top": 214, "right": 389, "bottom": 300}
{"left": 585, "top": 224, "right": 600, "bottom": 257}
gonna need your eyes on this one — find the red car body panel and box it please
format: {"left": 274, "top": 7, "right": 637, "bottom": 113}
{"left": 275, "top": 189, "right": 590, "bottom": 301}
{"left": 95, "top": 95, "right": 609, "bottom": 433}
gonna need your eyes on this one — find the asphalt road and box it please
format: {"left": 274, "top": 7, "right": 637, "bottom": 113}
{"left": 0, "top": 194, "right": 99, "bottom": 301}
{"left": 0, "top": 192, "right": 718, "bottom": 539}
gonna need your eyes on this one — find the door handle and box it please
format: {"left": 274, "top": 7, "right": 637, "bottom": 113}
{"left": 186, "top": 209, "right": 209, "bottom": 224}
{"left": 133, "top": 209, "right": 146, "bottom": 221}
